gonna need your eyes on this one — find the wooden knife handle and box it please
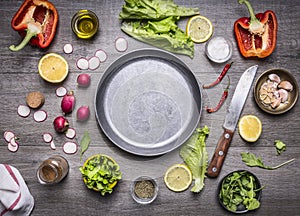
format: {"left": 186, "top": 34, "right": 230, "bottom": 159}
{"left": 207, "top": 128, "right": 234, "bottom": 178}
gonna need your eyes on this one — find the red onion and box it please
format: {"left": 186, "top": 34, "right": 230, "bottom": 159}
{"left": 76, "top": 106, "right": 90, "bottom": 122}
{"left": 53, "top": 116, "right": 69, "bottom": 133}
{"left": 77, "top": 74, "right": 91, "bottom": 88}
{"left": 61, "top": 91, "right": 75, "bottom": 114}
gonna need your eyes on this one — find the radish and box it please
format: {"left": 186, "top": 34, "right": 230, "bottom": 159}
{"left": 33, "top": 110, "right": 48, "bottom": 122}
{"left": 8, "top": 141, "right": 19, "bottom": 153}
{"left": 17, "top": 104, "right": 31, "bottom": 118}
{"left": 77, "top": 73, "right": 91, "bottom": 88}
{"left": 53, "top": 116, "right": 69, "bottom": 133}
{"left": 43, "top": 133, "right": 53, "bottom": 143}
{"left": 63, "top": 43, "right": 73, "bottom": 54}
{"left": 50, "top": 140, "right": 56, "bottom": 150}
{"left": 115, "top": 37, "right": 128, "bottom": 52}
{"left": 76, "top": 57, "right": 89, "bottom": 70}
{"left": 56, "top": 86, "right": 67, "bottom": 97}
{"left": 88, "top": 56, "right": 100, "bottom": 70}
{"left": 63, "top": 141, "right": 78, "bottom": 154}
{"left": 61, "top": 91, "right": 75, "bottom": 114}
{"left": 95, "top": 49, "right": 107, "bottom": 62}
{"left": 65, "top": 127, "right": 76, "bottom": 139}
{"left": 4, "top": 131, "right": 15, "bottom": 143}
{"left": 9, "top": 137, "right": 19, "bottom": 147}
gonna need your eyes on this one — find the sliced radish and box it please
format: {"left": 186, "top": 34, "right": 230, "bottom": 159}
{"left": 56, "top": 86, "right": 67, "bottom": 97}
{"left": 33, "top": 110, "right": 47, "bottom": 122}
{"left": 8, "top": 142, "right": 19, "bottom": 153}
{"left": 50, "top": 140, "right": 56, "bottom": 150}
{"left": 43, "top": 133, "right": 53, "bottom": 143}
{"left": 88, "top": 56, "right": 100, "bottom": 70}
{"left": 65, "top": 127, "right": 76, "bottom": 139}
{"left": 63, "top": 141, "right": 78, "bottom": 154}
{"left": 115, "top": 37, "right": 128, "bottom": 52}
{"left": 76, "top": 57, "right": 89, "bottom": 70}
{"left": 95, "top": 49, "right": 107, "bottom": 62}
{"left": 63, "top": 43, "right": 73, "bottom": 54}
{"left": 4, "top": 131, "right": 15, "bottom": 143}
{"left": 9, "top": 137, "right": 19, "bottom": 147}
{"left": 17, "top": 104, "right": 31, "bottom": 118}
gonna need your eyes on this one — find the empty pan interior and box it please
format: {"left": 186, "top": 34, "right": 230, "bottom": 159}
{"left": 94, "top": 49, "right": 202, "bottom": 156}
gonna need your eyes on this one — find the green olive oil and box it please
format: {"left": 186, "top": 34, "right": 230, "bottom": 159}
{"left": 72, "top": 10, "right": 99, "bottom": 39}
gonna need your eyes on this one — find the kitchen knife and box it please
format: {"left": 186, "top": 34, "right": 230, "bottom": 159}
{"left": 207, "top": 65, "right": 258, "bottom": 178}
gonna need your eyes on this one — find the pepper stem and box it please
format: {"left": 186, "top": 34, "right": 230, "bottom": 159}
{"left": 9, "top": 29, "right": 37, "bottom": 51}
{"left": 238, "top": 0, "right": 257, "bottom": 21}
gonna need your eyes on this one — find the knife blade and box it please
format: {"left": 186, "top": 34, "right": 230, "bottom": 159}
{"left": 207, "top": 65, "right": 258, "bottom": 178}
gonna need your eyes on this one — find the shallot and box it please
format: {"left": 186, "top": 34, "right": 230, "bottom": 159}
{"left": 77, "top": 74, "right": 91, "bottom": 88}
{"left": 61, "top": 91, "right": 75, "bottom": 114}
{"left": 76, "top": 106, "right": 90, "bottom": 122}
{"left": 53, "top": 116, "right": 69, "bottom": 133}
{"left": 17, "top": 104, "right": 31, "bottom": 118}
{"left": 63, "top": 141, "right": 78, "bottom": 154}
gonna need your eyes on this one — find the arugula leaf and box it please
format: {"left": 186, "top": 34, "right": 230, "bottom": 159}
{"left": 121, "top": 16, "right": 194, "bottom": 58}
{"left": 241, "top": 152, "right": 295, "bottom": 170}
{"left": 180, "top": 126, "right": 209, "bottom": 193}
{"left": 80, "top": 131, "right": 91, "bottom": 161}
{"left": 274, "top": 140, "right": 286, "bottom": 155}
{"left": 119, "top": 0, "right": 199, "bottom": 20}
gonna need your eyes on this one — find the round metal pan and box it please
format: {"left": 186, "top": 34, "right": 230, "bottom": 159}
{"left": 94, "top": 48, "right": 202, "bottom": 156}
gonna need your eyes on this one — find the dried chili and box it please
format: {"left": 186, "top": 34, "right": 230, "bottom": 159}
{"left": 203, "top": 62, "right": 233, "bottom": 89}
{"left": 9, "top": 0, "right": 58, "bottom": 51}
{"left": 205, "top": 76, "right": 230, "bottom": 113}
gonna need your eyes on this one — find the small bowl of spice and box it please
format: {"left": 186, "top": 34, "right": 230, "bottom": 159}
{"left": 131, "top": 176, "right": 158, "bottom": 204}
{"left": 205, "top": 36, "right": 233, "bottom": 63}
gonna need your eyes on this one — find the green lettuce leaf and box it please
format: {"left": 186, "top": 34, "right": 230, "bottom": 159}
{"left": 180, "top": 126, "right": 209, "bottom": 193}
{"left": 121, "top": 16, "right": 194, "bottom": 58}
{"left": 119, "top": 0, "right": 199, "bottom": 20}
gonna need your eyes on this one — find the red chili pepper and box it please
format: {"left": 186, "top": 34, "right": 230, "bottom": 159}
{"left": 9, "top": 0, "right": 58, "bottom": 51}
{"left": 234, "top": 0, "right": 277, "bottom": 58}
{"left": 203, "top": 62, "right": 233, "bottom": 89}
{"left": 205, "top": 77, "right": 230, "bottom": 113}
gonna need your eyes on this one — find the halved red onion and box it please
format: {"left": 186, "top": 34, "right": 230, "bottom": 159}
{"left": 77, "top": 57, "right": 89, "bottom": 70}
{"left": 17, "top": 104, "right": 31, "bottom": 118}
{"left": 95, "top": 49, "right": 107, "bottom": 62}
{"left": 65, "top": 127, "right": 76, "bottom": 139}
{"left": 50, "top": 140, "right": 56, "bottom": 150}
{"left": 115, "top": 37, "right": 128, "bottom": 52}
{"left": 33, "top": 110, "right": 48, "bottom": 122}
{"left": 88, "top": 56, "right": 100, "bottom": 70}
{"left": 43, "top": 133, "right": 53, "bottom": 143}
{"left": 8, "top": 141, "right": 19, "bottom": 152}
{"left": 55, "top": 86, "right": 67, "bottom": 97}
{"left": 63, "top": 43, "right": 73, "bottom": 54}
{"left": 4, "top": 131, "right": 15, "bottom": 143}
{"left": 62, "top": 141, "right": 78, "bottom": 154}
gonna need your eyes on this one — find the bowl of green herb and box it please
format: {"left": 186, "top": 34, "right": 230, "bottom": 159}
{"left": 79, "top": 154, "right": 122, "bottom": 196}
{"left": 218, "top": 170, "right": 263, "bottom": 213}
{"left": 131, "top": 176, "right": 158, "bottom": 204}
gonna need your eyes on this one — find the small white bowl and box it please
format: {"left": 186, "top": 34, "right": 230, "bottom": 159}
{"left": 205, "top": 36, "right": 233, "bottom": 63}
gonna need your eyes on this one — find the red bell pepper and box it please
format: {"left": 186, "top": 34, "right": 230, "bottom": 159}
{"left": 234, "top": 0, "right": 277, "bottom": 58}
{"left": 9, "top": 0, "right": 58, "bottom": 51}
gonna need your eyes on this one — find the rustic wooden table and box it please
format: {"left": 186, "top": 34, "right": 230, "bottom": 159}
{"left": 1, "top": 0, "right": 299, "bottom": 215}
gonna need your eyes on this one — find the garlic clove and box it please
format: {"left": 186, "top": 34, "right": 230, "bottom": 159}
{"left": 278, "top": 81, "right": 293, "bottom": 91}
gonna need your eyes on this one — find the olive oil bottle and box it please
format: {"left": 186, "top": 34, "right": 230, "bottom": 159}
{"left": 71, "top": 10, "right": 99, "bottom": 39}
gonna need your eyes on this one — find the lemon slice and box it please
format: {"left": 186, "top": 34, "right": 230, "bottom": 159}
{"left": 38, "top": 53, "right": 69, "bottom": 83}
{"left": 238, "top": 115, "right": 262, "bottom": 142}
{"left": 164, "top": 164, "right": 192, "bottom": 192}
{"left": 186, "top": 15, "right": 214, "bottom": 43}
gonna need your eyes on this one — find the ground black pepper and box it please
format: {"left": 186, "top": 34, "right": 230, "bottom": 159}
{"left": 134, "top": 180, "right": 155, "bottom": 199}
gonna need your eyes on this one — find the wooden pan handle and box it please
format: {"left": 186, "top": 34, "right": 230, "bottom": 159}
{"left": 207, "top": 128, "right": 234, "bottom": 178}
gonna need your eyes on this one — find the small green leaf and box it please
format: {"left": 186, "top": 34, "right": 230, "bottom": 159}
{"left": 274, "top": 140, "right": 286, "bottom": 155}
{"left": 80, "top": 131, "right": 91, "bottom": 161}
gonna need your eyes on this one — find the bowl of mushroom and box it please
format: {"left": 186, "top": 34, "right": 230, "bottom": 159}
{"left": 254, "top": 68, "right": 298, "bottom": 114}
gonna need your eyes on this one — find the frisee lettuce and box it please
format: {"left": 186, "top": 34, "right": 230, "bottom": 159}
{"left": 119, "top": 0, "right": 199, "bottom": 20}
{"left": 180, "top": 126, "right": 209, "bottom": 193}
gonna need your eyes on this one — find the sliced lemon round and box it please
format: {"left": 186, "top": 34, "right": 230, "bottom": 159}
{"left": 186, "top": 15, "right": 214, "bottom": 43}
{"left": 164, "top": 163, "right": 192, "bottom": 192}
{"left": 238, "top": 115, "right": 262, "bottom": 142}
{"left": 38, "top": 53, "right": 69, "bottom": 83}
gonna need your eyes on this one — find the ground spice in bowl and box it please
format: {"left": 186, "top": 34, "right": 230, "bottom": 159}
{"left": 131, "top": 176, "right": 158, "bottom": 204}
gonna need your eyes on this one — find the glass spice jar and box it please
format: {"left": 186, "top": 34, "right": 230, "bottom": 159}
{"left": 131, "top": 176, "right": 158, "bottom": 204}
